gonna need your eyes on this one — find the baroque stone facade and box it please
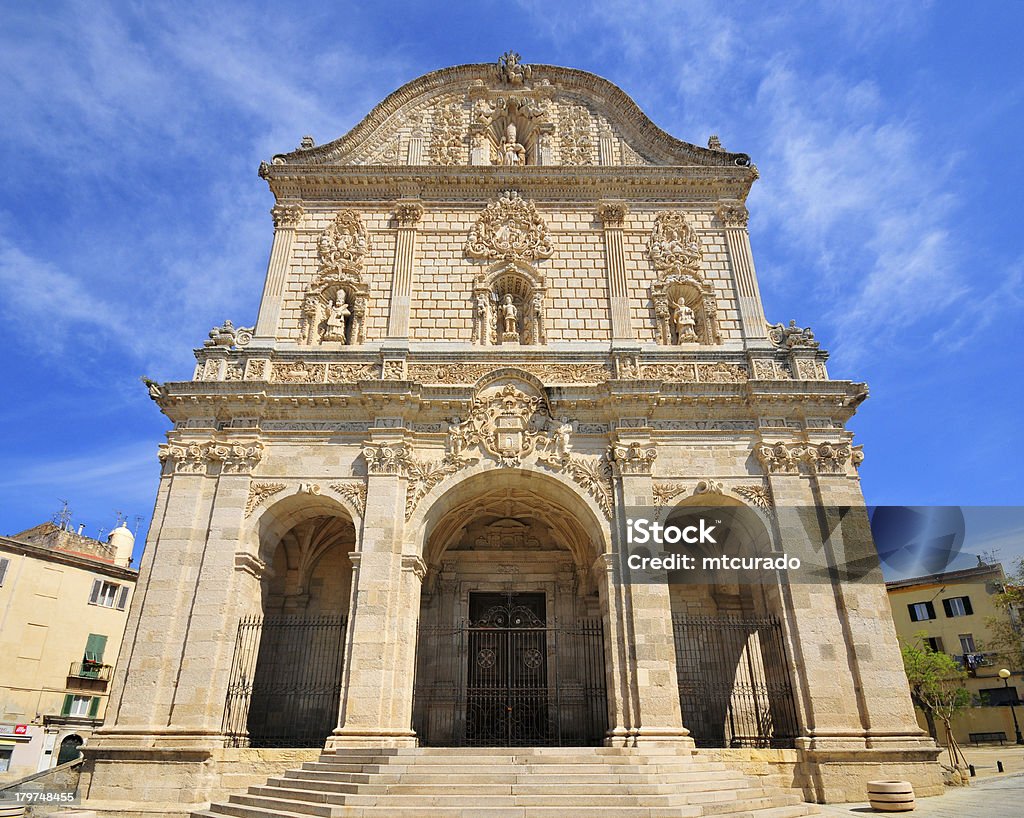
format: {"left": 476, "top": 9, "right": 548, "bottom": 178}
{"left": 81, "top": 57, "right": 940, "bottom": 814}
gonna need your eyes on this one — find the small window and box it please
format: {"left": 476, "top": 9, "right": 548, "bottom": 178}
{"left": 979, "top": 686, "right": 1020, "bottom": 706}
{"left": 959, "top": 634, "right": 976, "bottom": 654}
{"left": 89, "top": 580, "right": 128, "bottom": 610}
{"left": 908, "top": 601, "right": 936, "bottom": 622}
{"left": 63, "top": 695, "right": 93, "bottom": 717}
{"left": 925, "top": 636, "right": 944, "bottom": 653}
{"left": 0, "top": 557, "right": 9, "bottom": 586}
{"left": 0, "top": 747, "right": 11, "bottom": 772}
{"left": 943, "top": 596, "right": 973, "bottom": 617}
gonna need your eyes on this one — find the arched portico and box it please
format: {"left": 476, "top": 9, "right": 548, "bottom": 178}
{"left": 410, "top": 468, "right": 610, "bottom": 746}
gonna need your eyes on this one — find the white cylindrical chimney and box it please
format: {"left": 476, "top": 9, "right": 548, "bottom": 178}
{"left": 107, "top": 522, "right": 135, "bottom": 566}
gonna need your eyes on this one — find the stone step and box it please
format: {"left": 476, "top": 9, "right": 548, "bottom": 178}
{"left": 317, "top": 754, "right": 717, "bottom": 767}
{"left": 205, "top": 806, "right": 708, "bottom": 818}
{"left": 285, "top": 768, "right": 750, "bottom": 787}
{"left": 302, "top": 761, "right": 730, "bottom": 776}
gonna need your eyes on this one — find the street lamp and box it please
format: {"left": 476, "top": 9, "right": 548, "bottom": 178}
{"left": 998, "top": 668, "right": 1024, "bottom": 745}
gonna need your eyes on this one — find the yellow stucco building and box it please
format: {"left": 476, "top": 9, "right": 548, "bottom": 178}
{"left": 886, "top": 562, "right": 1024, "bottom": 746}
{"left": 0, "top": 521, "right": 137, "bottom": 781}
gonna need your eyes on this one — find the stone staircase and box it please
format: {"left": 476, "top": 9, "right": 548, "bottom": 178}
{"left": 192, "top": 746, "right": 818, "bottom": 818}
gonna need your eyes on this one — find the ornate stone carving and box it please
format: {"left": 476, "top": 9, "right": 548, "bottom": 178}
{"left": 653, "top": 482, "right": 687, "bottom": 506}
{"left": 300, "top": 210, "right": 371, "bottom": 346}
{"left": 330, "top": 482, "right": 367, "bottom": 518}
{"left": 245, "top": 482, "right": 286, "bottom": 516}
{"left": 394, "top": 201, "right": 424, "bottom": 225}
{"left": 795, "top": 358, "right": 828, "bottom": 380}
{"left": 610, "top": 442, "right": 658, "bottom": 475}
{"left": 649, "top": 212, "right": 703, "bottom": 278}
{"left": 431, "top": 101, "right": 466, "bottom": 165}
{"left": 598, "top": 201, "right": 628, "bottom": 226}
{"left": 651, "top": 419, "right": 756, "bottom": 431}
{"left": 647, "top": 211, "right": 721, "bottom": 346}
{"left": 297, "top": 482, "right": 321, "bottom": 495}
{"left": 465, "top": 191, "right": 553, "bottom": 263}
{"left": 244, "top": 359, "right": 268, "bottom": 380}
{"left": 404, "top": 454, "right": 469, "bottom": 520}
{"left": 547, "top": 453, "right": 613, "bottom": 518}
{"left": 751, "top": 359, "right": 792, "bottom": 380}
{"left": 560, "top": 104, "right": 594, "bottom": 165}
{"left": 716, "top": 199, "right": 749, "bottom": 228}
{"left": 755, "top": 440, "right": 855, "bottom": 474}
{"left": 361, "top": 443, "right": 413, "bottom": 475}
{"left": 767, "top": 320, "right": 819, "bottom": 350}
{"left": 733, "top": 484, "right": 773, "bottom": 514}
{"left": 271, "top": 361, "right": 326, "bottom": 383}
{"left": 382, "top": 360, "right": 406, "bottom": 380}
{"left": 203, "top": 320, "right": 253, "bottom": 349}
{"left": 693, "top": 479, "right": 724, "bottom": 496}
{"left": 326, "top": 363, "right": 380, "bottom": 382}
{"left": 158, "top": 439, "right": 264, "bottom": 474}
{"left": 496, "top": 51, "right": 532, "bottom": 85}
{"left": 406, "top": 362, "right": 610, "bottom": 384}
{"left": 271, "top": 202, "right": 304, "bottom": 228}
{"left": 446, "top": 382, "right": 568, "bottom": 467}
{"left": 639, "top": 362, "right": 748, "bottom": 383}
{"left": 707, "top": 135, "right": 724, "bottom": 151}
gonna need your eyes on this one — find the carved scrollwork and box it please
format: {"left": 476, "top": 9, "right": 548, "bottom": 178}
{"left": 465, "top": 191, "right": 554, "bottom": 263}
{"left": 245, "top": 482, "right": 286, "bottom": 516}
{"left": 560, "top": 104, "right": 594, "bottom": 165}
{"left": 158, "top": 439, "right": 264, "bottom": 474}
{"left": 733, "top": 484, "right": 774, "bottom": 515}
{"left": 329, "top": 482, "right": 367, "bottom": 518}
{"left": 767, "top": 320, "right": 819, "bottom": 350}
{"left": 203, "top": 320, "right": 253, "bottom": 350}
{"left": 649, "top": 211, "right": 703, "bottom": 278}
{"left": 755, "top": 440, "right": 856, "bottom": 474}
{"left": 431, "top": 101, "right": 466, "bottom": 165}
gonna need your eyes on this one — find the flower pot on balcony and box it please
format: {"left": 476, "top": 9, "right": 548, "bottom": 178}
{"left": 867, "top": 780, "right": 915, "bottom": 812}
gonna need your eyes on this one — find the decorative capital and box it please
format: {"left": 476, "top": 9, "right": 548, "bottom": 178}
{"left": 159, "top": 438, "right": 264, "bottom": 474}
{"left": 597, "top": 201, "right": 628, "bottom": 226}
{"left": 271, "top": 202, "right": 304, "bottom": 229}
{"left": 361, "top": 442, "right": 413, "bottom": 475}
{"left": 610, "top": 442, "right": 658, "bottom": 475}
{"left": 401, "top": 554, "right": 428, "bottom": 580}
{"left": 394, "top": 201, "right": 424, "bottom": 226}
{"left": 716, "top": 199, "right": 749, "bottom": 228}
{"left": 465, "top": 191, "right": 553, "bottom": 263}
{"left": 755, "top": 440, "right": 855, "bottom": 475}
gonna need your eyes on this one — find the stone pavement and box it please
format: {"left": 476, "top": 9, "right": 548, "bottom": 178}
{"left": 816, "top": 771, "right": 1024, "bottom": 817}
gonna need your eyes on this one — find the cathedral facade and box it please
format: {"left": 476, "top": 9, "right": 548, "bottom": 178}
{"left": 81, "top": 55, "right": 941, "bottom": 813}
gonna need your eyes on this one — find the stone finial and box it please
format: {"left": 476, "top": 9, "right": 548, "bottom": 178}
{"left": 708, "top": 135, "right": 724, "bottom": 151}
{"left": 496, "top": 51, "right": 532, "bottom": 85}
{"left": 299, "top": 135, "right": 316, "bottom": 149}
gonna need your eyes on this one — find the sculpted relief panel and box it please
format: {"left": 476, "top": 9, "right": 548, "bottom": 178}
{"left": 300, "top": 211, "right": 370, "bottom": 346}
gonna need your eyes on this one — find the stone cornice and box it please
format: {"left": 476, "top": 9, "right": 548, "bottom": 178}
{"left": 260, "top": 164, "right": 755, "bottom": 203}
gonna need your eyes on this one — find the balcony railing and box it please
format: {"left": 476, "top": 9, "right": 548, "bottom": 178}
{"left": 68, "top": 661, "right": 111, "bottom": 681}
{"left": 955, "top": 652, "right": 998, "bottom": 675}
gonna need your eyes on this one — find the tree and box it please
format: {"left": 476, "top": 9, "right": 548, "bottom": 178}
{"left": 983, "top": 558, "right": 1024, "bottom": 669}
{"left": 901, "top": 633, "right": 971, "bottom": 769}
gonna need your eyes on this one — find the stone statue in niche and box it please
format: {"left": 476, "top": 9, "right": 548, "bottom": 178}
{"left": 672, "top": 298, "right": 697, "bottom": 343}
{"left": 323, "top": 296, "right": 352, "bottom": 343}
{"left": 501, "top": 294, "right": 520, "bottom": 341}
{"left": 499, "top": 123, "right": 527, "bottom": 165}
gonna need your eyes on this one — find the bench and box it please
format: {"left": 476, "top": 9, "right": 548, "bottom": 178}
{"left": 969, "top": 731, "right": 1007, "bottom": 745}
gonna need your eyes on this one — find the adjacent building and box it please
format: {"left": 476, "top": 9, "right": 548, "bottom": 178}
{"left": 887, "top": 561, "right": 1024, "bottom": 745}
{"left": 0, "top": 520, "right": 137, "bottom": 781}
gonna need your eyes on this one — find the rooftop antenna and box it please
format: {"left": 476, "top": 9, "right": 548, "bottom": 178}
{"left": 53, "top": 499, "right": 73, "bottom": 531}
{"left": 133, "top": 515, "right": 143, "bottom": 537}
{"left": 115, "top": 510, "right": 126, "bottom": 527}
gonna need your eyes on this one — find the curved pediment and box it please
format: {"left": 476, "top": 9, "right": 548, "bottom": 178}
{"left": 271, "top": 55, "right": 750, "bottom": 169}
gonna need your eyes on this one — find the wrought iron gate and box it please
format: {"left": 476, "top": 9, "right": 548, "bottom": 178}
{"left": 672, "top": 614, "right": 799, "bottom": 748}
{"left": 414, "top": 594, "right": 608, "bottom": 746}
{"left": 222, "top": 614, "right": 348, "bottom": 748}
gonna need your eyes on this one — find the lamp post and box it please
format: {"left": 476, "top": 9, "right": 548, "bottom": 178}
{"left": 998, "top": 668, "right": 1024, "bottom": 745}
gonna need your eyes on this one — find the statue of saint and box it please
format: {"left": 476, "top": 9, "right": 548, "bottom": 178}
{"left": 501, "top": 294, "right": 519, "bottom": 335}
{"left": 499, "top": 123, "right": 526, "bottom": 166}
{"left": 324, "top": 296, "right": 351, "bottom": 343}
{"left": 673, "top": 298, "right": 697, "bottom": 342}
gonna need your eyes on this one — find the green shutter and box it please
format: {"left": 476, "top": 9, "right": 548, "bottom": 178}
{"left": 84, "top": 633, "right": 107, "bottom": 663}
{"left": 61, "top": 694, "right": 73, "bottom": 716}
{"left": 87, "top": 696, "right": 100, "bottom": 718}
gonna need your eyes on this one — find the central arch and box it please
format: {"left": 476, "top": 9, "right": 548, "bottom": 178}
{"left": 411, "top": 467, "right": 610, "bottom": 747}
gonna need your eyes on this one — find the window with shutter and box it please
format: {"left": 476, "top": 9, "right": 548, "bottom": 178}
{"left": 944, "top": 596, "right": 972, "bottom": 617}
{"left": 88, "top": 696, "right": 100, "bottom": 718}
{"left": 89, "top": 579, "right": 102, "bottom": 604}
{"left": 116, "top": 586, "right": 129, "bottom": 610}
{"left": 909, "top": 602, "right": 935, "bottom": 622}
{"left": 0, "top": 557, "right": 9, "bottom": 586}
{"left": 61, "top": 694, "right": 73, "bottom": 716}
{"left": 84, "top": 633, "right": 107, "bottom": 663}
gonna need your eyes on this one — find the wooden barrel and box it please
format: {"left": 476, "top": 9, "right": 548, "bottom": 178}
{"left": 867, "top": 780, "right": 916, "bottom": 811}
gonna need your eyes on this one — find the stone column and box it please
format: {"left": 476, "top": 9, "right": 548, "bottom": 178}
{"left": 252, "top": 202, "right": 303, "bottom": 342}
{"left": 610, "top": 436, "right": 691, "bottom": 746}
{"left": 717, "top": 200, "right": 770, "bottom": 348}
{"left": 592, "top": 553, "right": 634, "bottom": 746}
{"left": 598, "top": 202, "right": 635, "bottom": 342}
{"left": 387, "top": 556, "right": 426, "bottom": 731}
{"left": 92, "top": 437, "right": 264, "bottom": 748}
{"left": 329, "top": 434, "right": 417, "bottom": 747}
{"left": 386, "top": 201, "right": 424, "bottom": 339}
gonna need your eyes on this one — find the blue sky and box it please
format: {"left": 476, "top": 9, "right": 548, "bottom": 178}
{"left": 0, "top": 2, "right": 1021, "bottom": 569}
